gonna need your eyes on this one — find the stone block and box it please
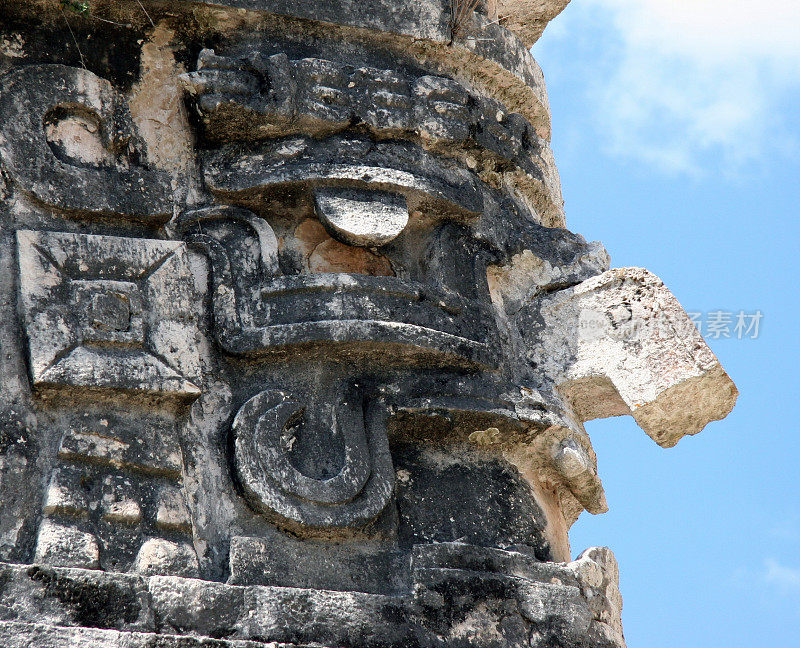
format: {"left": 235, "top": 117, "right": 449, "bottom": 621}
{"left": 133, "top": 539, "right": 199, "bottom": 579}
{"left": 0, "top": 621, "right": 275, "bottom": 647}
{"left": 17, "top": 230, "right": 201, "bottom": 399}
{"left": 149, "top": 575, "right": 413, "bottom": 647}
{"left": 0, "top": 562, "right": 153, "bottom": 632}
{"left": 228, "top": 533, "right": 410, "bottom": 594}
{"left": 34, "top": 521, "right": 100, "bottom": 570}
{"left": 522, "top": 268, "right": 738, "bottom": 447}
{"left": 0, "top": 65, "right": 171, "bottom": 221}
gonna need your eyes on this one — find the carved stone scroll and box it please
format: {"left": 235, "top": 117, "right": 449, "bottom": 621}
{"left": 0, "top": 65, "right": 171, "bottom": 221}
{"left": 232, "top": 387, "right": 395, "bottom": 529}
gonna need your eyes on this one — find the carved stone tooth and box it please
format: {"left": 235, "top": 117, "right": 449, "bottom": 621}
{"left": 42, "top": 467, "right": 89, "bottom": 520}
{"left": 132, "top": 538, "right": 199, "bottom": 578}
{"left": 102, "top": 499, "right": 142, "bottom": 526}
{"left": 155, "top": 487, "right": 192, "bottom": 534}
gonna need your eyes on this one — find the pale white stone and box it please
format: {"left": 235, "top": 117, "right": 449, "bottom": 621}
{"left": 45, "top": 115, "right": 115, "bottom": 167}
{"left": 527, "top": 268, "right": 738, "bottom": 447}
{"left": 103, "top": 499, "right": 142, "bottom": 525}
{"left": 314, "top": 188, "right": 409, "bottom": 248}
{"left": 133, "top": 538, "right": 199, "bottom": 578}
{"left": 34, "top": 520, "right": 100, "bottom": 569}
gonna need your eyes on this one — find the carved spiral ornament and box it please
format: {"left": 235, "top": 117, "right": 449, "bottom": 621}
{"left": 232, "top": 390, "right": 395, "bottom": 529}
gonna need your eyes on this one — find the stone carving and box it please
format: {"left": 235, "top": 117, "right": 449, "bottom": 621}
{"left": 182, "top": 50, "right": 534, "bottom": 166}
{"left": 179, "top": 202, "right": 497, "bottom": 367}
{"left": 182, "top": 50, "right": 564, "bottom": 226}
{"left": 314, "top": 188, "right": 410, "bottom": 247}
{"left": 522, "top": 268, "right": 739, "bottom": 447}
{"left": 0, "top": 2, "right": 738, "bottom": 647}
{"left": 0, "top": 66, "right": 171, "bottom": 221}
{"left": 34, "top": 410, "right": 198, "bottom": 577}
{"left": 16, "top": 230, "right": 201, "bottom": 398}
{"left": 232, "top": 387, "right": 395, "bottom": 529}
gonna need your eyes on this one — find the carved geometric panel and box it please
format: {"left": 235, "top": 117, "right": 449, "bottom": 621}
{"left": 16, "top": 230, "right": 201, "bottom": 398}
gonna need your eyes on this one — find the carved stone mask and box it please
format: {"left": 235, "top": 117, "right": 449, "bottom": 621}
{"left": 0, "top": 3, "right": 737, "bottom": 647}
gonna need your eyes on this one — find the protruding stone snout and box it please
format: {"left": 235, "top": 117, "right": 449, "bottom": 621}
{"left": 550, "top": 436, "right": 608, "bottom": 515}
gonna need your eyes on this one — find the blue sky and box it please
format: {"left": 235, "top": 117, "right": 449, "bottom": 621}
{"left": 532, "top": 2, "right": 800, "bottom": 646}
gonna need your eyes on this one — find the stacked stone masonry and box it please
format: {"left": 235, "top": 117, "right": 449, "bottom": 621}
{"left": 0, "top": 2, "right": 736, "bottom": 647}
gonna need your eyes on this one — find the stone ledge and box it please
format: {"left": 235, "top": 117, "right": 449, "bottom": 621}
{"left": 0, "top": 0, "right": 553, "bottom": 141}
{"left": 0, "top": 547, "right": 624, "bottom": 647}
{"left": 0, "top": 621, "right": 295, "bottom": 648}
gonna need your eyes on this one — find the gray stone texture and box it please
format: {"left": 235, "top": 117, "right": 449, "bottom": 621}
{"left": 0, "top": 1, "right": 737, "bottom": 647}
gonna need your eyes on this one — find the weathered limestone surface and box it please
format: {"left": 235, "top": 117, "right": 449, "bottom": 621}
{"left": 522, "top": 268, "right": 738, "bottom": 447}
{"left": 497, "top": 0, "right": 573, "bottom": 47}
{"left": 0, "top": 1, "right": 735, "bottom": 647}
{"left": 0, "top": 547, "right": 623, "bottom": 647}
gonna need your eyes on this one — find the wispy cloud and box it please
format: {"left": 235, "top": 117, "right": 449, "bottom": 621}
{"left": 769, "top": 517, "right": 800, "bottom": 542}
{"left": 764, "top": 558, "right": 800, "bottom": 590}
{"left": 537, "top": 0, "right": 800, "bottom": 174}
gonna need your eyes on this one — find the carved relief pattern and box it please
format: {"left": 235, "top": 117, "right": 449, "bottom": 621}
{"left": 16, "top": 230, "right": 201, "bottom": 398}
{"left": 0, "top": 6, "right": 737, "bottom": 646}
{"left": 0, "top": 65, "right": 171, "bottom": 221}
{"left": 232, "top": 388, "right": 395, "bottom": 529}
{"left": 35, "top": 412, "right": 199, "bottom": 577}
{"left": 182, "top": 50, "right": 564, "bottom": 225}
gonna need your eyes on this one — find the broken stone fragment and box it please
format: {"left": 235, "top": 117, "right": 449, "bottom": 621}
{"left": 487, "top": 240, "right": 610, "bottom": 314}
{"left": 568, "top": 547, "right": 625, "bottom": 646}
{"left": 550, "top": 436, "right": 608, "bottom": 515}
{"left": 496, "top": 0, "right": 573, "bottom": 47}
{"left": 522, "top": 267, "right": 738, "bottom": 447}
{"left": 132, "top": 538, "right": 199, "bottom": 578}
{"left": 34, "top": 520, "right": 100, "bottom": 570}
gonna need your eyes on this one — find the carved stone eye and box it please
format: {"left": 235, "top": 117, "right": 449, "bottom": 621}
{"left": 44, "top": 106, "right": 114, "bottom": 168}
{"left": 313, "top": 187, "right": 409, "bottom": 248}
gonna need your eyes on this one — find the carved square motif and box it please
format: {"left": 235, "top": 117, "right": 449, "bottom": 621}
{"left": 88, "top": 288, "right": 133, "bottom": 333}
{"left": 17, "top": 230, "right": 201, "bottom": 398}
{"left": 73, "top": 280, "right": 144, "bottom": 345}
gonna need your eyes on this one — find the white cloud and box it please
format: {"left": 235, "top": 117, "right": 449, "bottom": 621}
{"left": 764, "top": 558, "right": 800, "bottom": 590}
{"left": 538, "top": 0, "right": 800, "bottom": 173}
{"left": 769, "top": 515, "right": 800, "bottom": 542}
